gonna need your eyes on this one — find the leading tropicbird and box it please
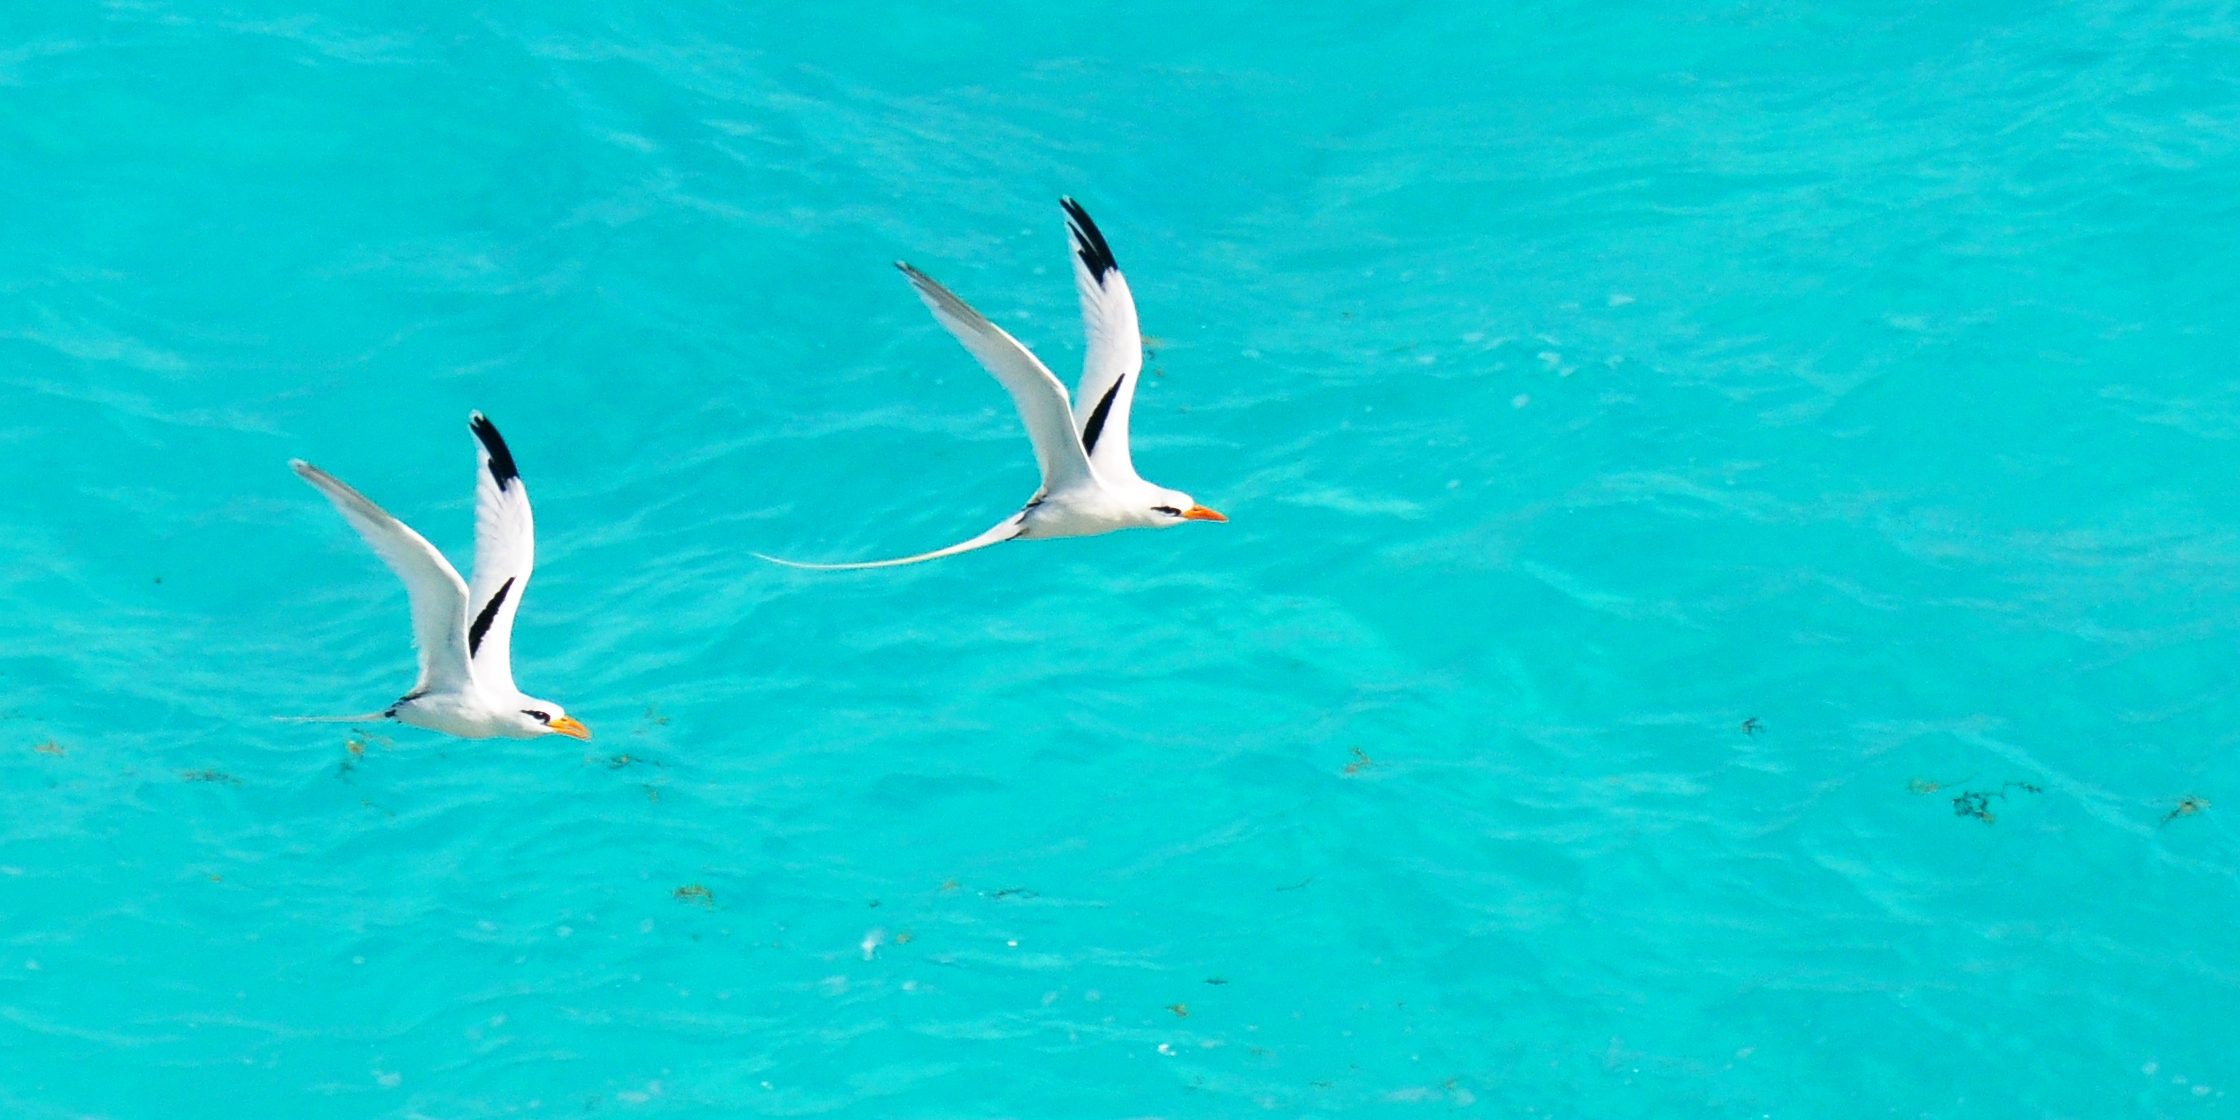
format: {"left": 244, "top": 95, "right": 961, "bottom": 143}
{"left": 286, "top": 412, "right": 590, "bottom": 741}
{"left": 760, "top": 197, "right": 1225, "bottom": 570}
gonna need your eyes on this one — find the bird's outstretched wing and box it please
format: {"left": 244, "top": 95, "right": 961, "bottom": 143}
{"left": 1061, "top": 197, "right": 1147, "bottom": 484}
{"left": 291, "top": 460, "right": 473, "bottom": 695}
{"left": 897, "top": 262, "right": 1097, "bottom": 495}
{"left": 464, "top": 412, "right": 534, "bottom": 696}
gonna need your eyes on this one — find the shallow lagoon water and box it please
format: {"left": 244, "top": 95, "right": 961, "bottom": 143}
{"left": 2, "top": 3, "right": 2238, "bottom": 1116}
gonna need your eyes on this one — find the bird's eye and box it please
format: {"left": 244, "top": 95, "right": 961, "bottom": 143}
{"left": 1152, "top": 505, "right": 1182, "bottom": 516}
{"left": 522, "top": 709, "right": 550, "bottom": 723}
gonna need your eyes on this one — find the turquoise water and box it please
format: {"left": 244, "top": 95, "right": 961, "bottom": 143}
{"left": 3, "top": 2, "right": 2238, "bottom": 1115}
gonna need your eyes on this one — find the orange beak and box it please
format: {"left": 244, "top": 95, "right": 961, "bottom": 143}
{"left": 547, "top": 716, "right": 592, "bottom": 741}
{"left": 1182, "top": 504, "right": 1227, "bottom": 523}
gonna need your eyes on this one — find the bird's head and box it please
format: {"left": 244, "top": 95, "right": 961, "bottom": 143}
{"left": 513, "top": 701, "right": 590, "bottom": 741}
{"left": 1145, "top": 489, "right": 1226, "bottom": 529}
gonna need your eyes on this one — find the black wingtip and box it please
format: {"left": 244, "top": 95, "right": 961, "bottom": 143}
{"left": 1060, "top": 197, "right": 1118, "bottom": 284}
{"left": 469, "top": 412, "right": 520, "bottom": 490}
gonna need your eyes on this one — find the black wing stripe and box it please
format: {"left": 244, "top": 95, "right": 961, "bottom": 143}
{"left": 1060, "top": 197, "right": 1118, "bottom": 285}
{"left": 1080, "top": 374, "right": 1126, "bottom": 456}
{"left": 469, "top": 412, "right": 520, "bottom": 491}
{"left": 467, "top": 576, "right": 515, "bottom": 657}
{"left": 383, "top": 688, "right": 428, "bottom": 718}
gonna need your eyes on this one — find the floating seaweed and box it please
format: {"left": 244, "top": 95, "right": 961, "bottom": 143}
{"left": 2162, "top": 796, "right": 2209, "bottom": 826}
{"left": 180, "top": 768, "right": 240, "bottom": 786}
{"left": 1343, "top": 747, "right": 1374, "bottom": 775}
{"left": 32, "top": 740, "right": 65, "bottom": 757}
{"left": 1950, "top": 781, "right": 2041, "bottom": 824}
{"left": 344, "top": 731, "right": 390, "bottom": 757}
{"left": 1740, "top": 718, "right": 1761, "bottom": 736}
{"left": 1166, "top": 1003, "right": 1190, "bottom": 1018}
{"left": 673, "top": 884, "right": 714, "bottom": 909}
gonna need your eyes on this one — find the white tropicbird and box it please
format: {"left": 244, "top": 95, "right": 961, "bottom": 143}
{"left": 285, "top": 413, "right": 591, "bottom": 741}
{"left": 760, "top": 197, "right": 1225, "bottom": 570}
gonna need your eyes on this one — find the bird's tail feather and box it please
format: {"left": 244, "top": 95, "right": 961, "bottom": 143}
{"left": 754, "top": 515, "right": 1023, "bottom": 571}
{"left": 273, "top": 713, "right": 392, "bottom": 725}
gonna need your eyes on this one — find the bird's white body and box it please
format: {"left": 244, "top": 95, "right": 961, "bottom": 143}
{"left": 1016, "top": 478, "right": 1197, "bottom": 539}
{"left": 286, "top": 413, "right": 590, "bottom": 743}
{"left": 387, "top": 689, "right": 544, "bottom": 740}
{"left": 762, "top": 198, "right": 1223, "bottom": 571}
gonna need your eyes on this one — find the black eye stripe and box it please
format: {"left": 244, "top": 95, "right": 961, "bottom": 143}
{"left": 522, "top": 709, "right": 550, "bottom": 722}
{"left": 1152, "top": 505, "right": 1181, "bottom": 516}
